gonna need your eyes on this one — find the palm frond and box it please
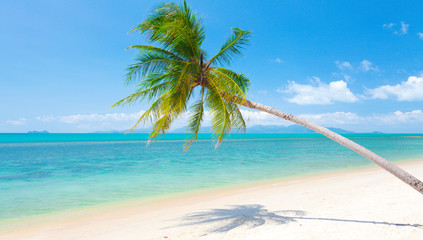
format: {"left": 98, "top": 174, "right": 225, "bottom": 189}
{"left": 127, "top": 95, "right": 165, "bottom": 133}
{"left": 111, "top": 80, "right": 171, "bottom": 108}
{"left": 207, "top": 68, "right": 248, "bottom": 105}
{"left": 207, "top": 28, "right": 252, "bottom": 66}
{"left": 146, "top": 62, "right": 194, "bottom": 141}
{"left": 185, "top": 87, "right": 205, "bottom": 149}
{"left": 125, "top": 50, "right": 184, "bottom": 85}
{"left": 128, "top": 45, "right": 183, "bottom": 61}
{"left": 116, "top": 1, "right": 252, "bottom": 149}
{"left": 205, "top": 80, "right": 231, "bottom": 147}
{"left": 130, "top": 0, "right": 205, "bottom": 62}
{"left": 226, "top": 101, "right": 246, "bottom": 133}
{"left": 137, "top": 73, "right": 170, "bottom": 89}
{"left": 212, "top": 67, "right": 250, "bottom": 93}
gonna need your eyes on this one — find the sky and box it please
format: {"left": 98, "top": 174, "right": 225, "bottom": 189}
{"left": 1, "top": 0, "right": 423, "bottom": 133}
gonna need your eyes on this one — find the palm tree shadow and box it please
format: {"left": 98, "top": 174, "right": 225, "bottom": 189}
{"left": 179, "top": 204, "right": 423, "bottom": 233}
{"left": 180, "top": 204, "right": 304, "bottom": 232}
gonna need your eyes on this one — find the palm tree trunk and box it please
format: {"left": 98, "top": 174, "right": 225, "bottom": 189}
{"left": 240, "top": 99, "right": 423, "bottom": 195}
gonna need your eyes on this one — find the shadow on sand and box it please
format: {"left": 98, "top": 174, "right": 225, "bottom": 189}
{"left": 179, "top": 204, "right": 423, "bottom": 233}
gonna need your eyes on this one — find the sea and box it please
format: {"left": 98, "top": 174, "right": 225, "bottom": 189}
{"left": 1, "top": 133, "right": 423, "bottom": 221}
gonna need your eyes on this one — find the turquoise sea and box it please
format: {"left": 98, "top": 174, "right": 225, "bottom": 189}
{"left": 1, "top": 133, "right": 423, "bottom": 221}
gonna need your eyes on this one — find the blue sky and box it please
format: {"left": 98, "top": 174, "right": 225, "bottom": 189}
{"left": 1, "top": 0, "right": 423, "bottom": 133}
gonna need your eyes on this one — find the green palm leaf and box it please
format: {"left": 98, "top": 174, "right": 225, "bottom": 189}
{"left": 131, "top": 1, "right": 205, "bottom": 62}
{"left": 113, "top": 0, "right": 250, "bottom": 148}
{"left": 185, "top": 90, "right": 205, "bottom": 149}
{"left": 206, "top": 28, "right": 252, "bottom": 67}
{"left": 128, "top": 45, "right": 184, "bottom": 61}
{"left": 126, "top": 51, "right": 179, "bottom": 84}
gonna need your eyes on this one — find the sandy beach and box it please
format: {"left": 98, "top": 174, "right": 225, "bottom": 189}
{"left": 1, "top": 160, "right": 423, "bottom": 240}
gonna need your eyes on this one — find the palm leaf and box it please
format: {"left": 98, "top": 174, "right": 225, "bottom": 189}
{"left": 208, "top": 68, "right": 248, "bottom": 105}
{"left": 130, "top": 1, "right": 205, "bottom": 62}
{"left": 126, "top": 50, "right": 185, "bottom": 84}
{"left": 207, "top": 28, "right": 252, "bottom": 66}
{"left": 115, "top": 1, "right": 251, "bottom": 149}
{"left": 227, "top": 101, "right": 246, "bottom": 133}
{"left": 212, "top": 67, "right": 250, "bottom": 93}
{"left": 205, "top": 80, "right": 231, "bottom": 147}
{"left": 111, "top": 80, "right": 172, "bottom": 108}
{"left": 128, "top": 45, "right": 184, "bottom": 61}
{"left": 185, "top": 87, "right": 205, "bottom": 149}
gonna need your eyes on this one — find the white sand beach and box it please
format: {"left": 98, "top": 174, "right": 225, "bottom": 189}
{"left": 1, "top": 160, "right": 423, "bottom": 240}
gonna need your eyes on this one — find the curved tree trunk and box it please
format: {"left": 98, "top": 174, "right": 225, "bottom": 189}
{"left": 240, "top": 99, "right": 423, "bottom": 195}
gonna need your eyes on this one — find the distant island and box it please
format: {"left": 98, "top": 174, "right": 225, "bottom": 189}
{"left": 246, "top": 125, "right": 354, "bottom": 134}
{"left": 170, "top": 125, "right": 355, "bottom": 134}
{"left": 95, "top": 125, "right": 357, "bottom": 134}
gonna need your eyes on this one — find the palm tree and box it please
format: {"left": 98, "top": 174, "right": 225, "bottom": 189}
{"left": 113, "top": 1, "right": 423, "bottom": 194}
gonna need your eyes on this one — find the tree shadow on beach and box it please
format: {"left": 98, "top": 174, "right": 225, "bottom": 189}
{"left": 178, "top": 204, "right": 423, "bottom": 233}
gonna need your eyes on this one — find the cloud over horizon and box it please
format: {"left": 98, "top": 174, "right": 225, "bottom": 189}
{"left": 37, "top": 112, "right": 145, "bottom": 124}
{"left": 245, "top": 109, "right": 423, "bottom": 132}
{"left": 367, "top": 75, "right": 423, "bottom": 101}
{"left": 5, "top": 108, "right": 420, "bottom": 133}
{"left": 6, "top": 118, "right": 27, "bottom": 126}
{"left": 13, "top": 74, "right": 423, "bottom": 133}
{"left": 281, "top": 78, "right": 359, "bottom": 105}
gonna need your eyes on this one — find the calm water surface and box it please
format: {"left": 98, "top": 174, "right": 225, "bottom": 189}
{"left": 1, "top": 133, "right": 423, "bottom": 221}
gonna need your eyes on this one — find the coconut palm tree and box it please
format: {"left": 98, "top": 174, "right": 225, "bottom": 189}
{"left": 112, "top": 1, "right": 423, "bottom": 194}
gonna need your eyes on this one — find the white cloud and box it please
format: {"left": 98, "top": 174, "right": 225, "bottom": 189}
{"left": 367, "top": 75, "right": 423, "bottom": 101}
{"left": 302, "top": 110, "right": 423, "bottom": 132}
{"left": 224, "top": 109, "right": 423, "bottom": 133}
{"left": 232, "top": 110, "right": 362, "bottom": 128}
{"left": 383, "top": 23, "right": 396, "bottom": 29}
{"left": 240, "top": 109, "right": 290, "bottom": 127}
{"left": 383, "top": 21, "right": 409, "bottom": 35}
{"left": 35, "top": 111, "right": 200, "bottom": 132}
{"left": 343, "top": 74, "right": 352, "bottom": 82}
{"left": 203, "top": 109, "right": 423, "bottom": 132}
{"left": 6, "top": 118, "right": 27, "bottom": 126}
{"left": 272, "top": 58, "right": 283, "bottom": 63}
{"left": 240, "top": 109, "right": 423, "bottom": 132}
{"left": 375, "top": 110, "right": 423, "bottom": 123}
{"left": 36, "top": 115, "right": 56, "bottom": 122}
{"left": 31, "top": 108, "right": 423, "bottom": 133}
{"left": 360, "top": 59, "right": 378, "bottom": 72}
{"left": 281, "top": 77, "right": 359, "bottom": 105}
{"left": 335, "top": 61, "right": 353, "bottom": 70}
{"left": 334, "top": 59, "right": 378, "bottom": 73}
{"left": 418, "top": 33, "right": 423, "bottom": 40}
{"left": 35, "top": 112, "right": 146, "bottom": 131}
{"left": 299, "top": 112, "right": 363, "bottom": 125}
{"left": 58, "top": 112, "right": 144, "bottom": 124}
{"left": 400, "top": 21, "right": 409, "bottom": 35}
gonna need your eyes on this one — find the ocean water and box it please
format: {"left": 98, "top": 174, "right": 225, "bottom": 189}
{"left": 1, "top": 133, "right": 423, "bottom": 221}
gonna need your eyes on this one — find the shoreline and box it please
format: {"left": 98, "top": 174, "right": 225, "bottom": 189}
{"left": 2, "top": 156, "right": 421, "bottom": 225}
{"left": 2, "top": 159, "right": 423, "bottom": 239}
